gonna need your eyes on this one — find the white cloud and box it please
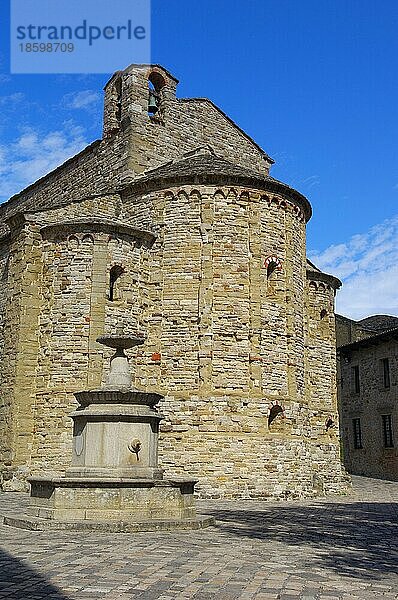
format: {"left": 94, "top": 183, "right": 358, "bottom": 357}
{"left": 0, "top": 93, "right": 25, "bottom": 106}
{"left": 301, "top": 175, "right": 320, "bottom": 190}
{"left": 310, "top": 215, "right": 398, "bottom": 320}
{"left": 0, "top": 125, "right": 88, "bottom": 201}
{"left": 63, "top": 90, "right": 101, "bottom": 111}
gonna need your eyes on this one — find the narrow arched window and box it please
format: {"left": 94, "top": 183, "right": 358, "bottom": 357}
{"left": 268, "top": 404, "right": 283, "bottom": 426}
{"left": 148, "top": 72, "right": 165, "bottom": 117}
{"left": 264, "top": 255, "right": 282, "bottom": 281}
{"left": 109, "top": 265, "right": 124, "bottom": 301}
{"left": 267, "top": 261, "right": 278, "bottom": 279}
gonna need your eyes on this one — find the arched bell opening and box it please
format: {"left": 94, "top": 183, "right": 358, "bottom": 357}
{"left": 148, "top": 72, "right": 166, "bottom": 116}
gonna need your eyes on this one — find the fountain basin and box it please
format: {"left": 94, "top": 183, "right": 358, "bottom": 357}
{"left": 74, "top": 389, "right": 163, "bottom": 408}
{"left": 97, "top": 335, "right": 144, "bottom": 350}
{"left": 3, "top": 476, "right": 214, "bottom": 532}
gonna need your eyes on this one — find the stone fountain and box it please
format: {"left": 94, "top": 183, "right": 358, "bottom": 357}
{"left": 4, "top": 336, "right": 213, "bottom": 532}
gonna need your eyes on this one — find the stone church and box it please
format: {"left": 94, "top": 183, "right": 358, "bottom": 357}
{"left": 0, "top": 64, "right": 348, "bottom": 498}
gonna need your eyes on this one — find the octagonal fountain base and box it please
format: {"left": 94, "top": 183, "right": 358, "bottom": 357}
{"left": 3, "top": 335, "right": 214, "bottom": 533}
{"left": 4, "top": 476, "right": 214, "bottom": 532}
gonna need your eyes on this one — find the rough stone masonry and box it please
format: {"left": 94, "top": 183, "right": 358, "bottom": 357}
{"left": 0, "top": 63, "right": 349, "bottom": 498}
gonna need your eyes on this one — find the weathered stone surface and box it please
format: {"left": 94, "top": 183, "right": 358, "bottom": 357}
{"left": 0, "top": 63, "right": 348, "bottom": 499}
{"left": 0, "top": 476, "right": 396, "bottom": 599}
{"left": 26, "top": 477, "right": 198, "bottom": 522}
{"left": 338, "top": 323, "right": 398, "bottom": 481}
{"left": 4, "top": 513, "right": 214, "bottom": 532}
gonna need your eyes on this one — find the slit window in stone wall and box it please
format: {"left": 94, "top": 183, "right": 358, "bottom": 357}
{"left": 381, "top": 357, "right": 390, "bottom": 388}
{"left": 267, "top": 261, "right": 278, "bottom": 279}
{"left": 382, "top": 414, "right": 394, "bottom": 448}
{"left": 352, "top": 418, "right": 363, "bottom": 449}
{"left": 268, "top": 404, "right": 283, "bottom": 427}
{"left": 109, "top": 265, "right": 124, "bottom": 301}
{"left": 351, "top": 365, "right": 360, "bottom": 394}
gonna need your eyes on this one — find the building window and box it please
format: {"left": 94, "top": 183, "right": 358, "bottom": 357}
{"left": 148, "top": 81, "right": 160, "bottom": 114}
{"left": 109, "top": 265, "right": 124, "bottom": 301}
{"left": 268, "top": 403, "right": 283, "bottom": 426}
{"left": 267, "top": 261, "right": 278, "bottom": 279}
{"left": 382, "top": 414, "right": 394, "bottom": 448}
{"left": 148, "top": 72, "right": 165, "bottom": 119}
{"left": 264, "top": 255, "right": 282, "bottom": 280}
{"left": 382, "top": 358, "right": 390, "bottom": 389}
{"left": 351, "top": 365, "right": 360, "bottom": 394}
{"left": 352, "top": 418, "right": 362, "bottom": 449}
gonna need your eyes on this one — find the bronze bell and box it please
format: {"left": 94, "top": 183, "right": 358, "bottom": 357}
{"left": 148, "top": 91, "right": 159, "bottom": 114}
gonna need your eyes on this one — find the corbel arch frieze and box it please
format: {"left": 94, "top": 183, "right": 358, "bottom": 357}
{"left": 39, "top": 218, "right": 157, "bottom": 249}
{"left": 306, "top": 271, "right": 341, "bottom": 292}
{"left": 262, "top": 194, "right": 305, "bottom": 221}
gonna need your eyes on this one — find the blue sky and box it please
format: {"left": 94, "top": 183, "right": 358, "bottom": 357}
{"left": 0, "top": 0, "right": 398, "bottom": 318}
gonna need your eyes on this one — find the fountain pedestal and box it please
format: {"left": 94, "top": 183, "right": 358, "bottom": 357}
{"left": 4, "top": 336, "right": 213, "bottom": 532}
{"left": 66, "top": 388, "right": 164, "bottom": 480}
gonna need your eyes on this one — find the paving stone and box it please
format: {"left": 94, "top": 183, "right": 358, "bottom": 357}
{"left": 0, "top": 476, "right": 397, "bottom": 599}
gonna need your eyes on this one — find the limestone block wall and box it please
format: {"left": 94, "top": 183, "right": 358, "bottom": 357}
{"left": 31, "top": 229, "right": 152, "bottom": 475}
{"left": 0, "top": 137, "right": 128, "bottom": 239}
{"left": 32, "top": 229, "right": 94, "bottom": 473}
{"left": 303, "top": 277, "right": 346, "bottom": 494}
{"left": 0, "top": 241, "right": 9, "bottom": 354}
{"left": 0, "top": 238, "right": 11, "bottom": 481}
{"left": 0, "top": 195, "right": 155, "bottom": 487}
{"left": 340, "top": 338, "right": 398, "bottom": 480}
{"left": 305, "top": 279, "right": 339, "bottom": 413}
{"left": 121, "top": 184, "right": 348, "bottom": 498}
{"left": 127, "top": 96, "right": 271, "bottom": 176}
{"left": 0, "top": 64, "right": 270, "bottom": 241}
{"left": 104, "top": 65, "right": 272, "bottom": 177}
{"left": 0, "top": 217, "right": 42, "bottom": 489}
{"left": 0, "top": 181, "right": 347, "bottom": 497}
{"left": 0, "top": 63, "right": 347, "bottom": 497}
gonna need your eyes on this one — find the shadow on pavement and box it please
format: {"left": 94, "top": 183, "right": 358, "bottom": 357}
{"left": 204, "top": 501, "right": 398, "bottom": 580}
{"left": 0, "top": 547, "right": 69, "bottom": 599}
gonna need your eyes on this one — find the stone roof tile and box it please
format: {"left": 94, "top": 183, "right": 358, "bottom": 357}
{"left": 357, "top": 314, "right": 398, "bottom": 334}
{"left": 147, "top": 154, "right": 265, "bottom": 179}
{"left": 122, "top": 152, "right": 312, "bottom": 221}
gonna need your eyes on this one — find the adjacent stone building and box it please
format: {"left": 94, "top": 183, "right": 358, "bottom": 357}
{"left": 0, "top": 63, "right": 348, "bottom": 498}
{"left": 337, "top": 314, "right": 398, "bottom": 481}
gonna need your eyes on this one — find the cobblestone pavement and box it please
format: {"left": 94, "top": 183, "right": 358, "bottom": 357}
{"left": 0, "top": 476, "right": 398, "bottom": 599}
